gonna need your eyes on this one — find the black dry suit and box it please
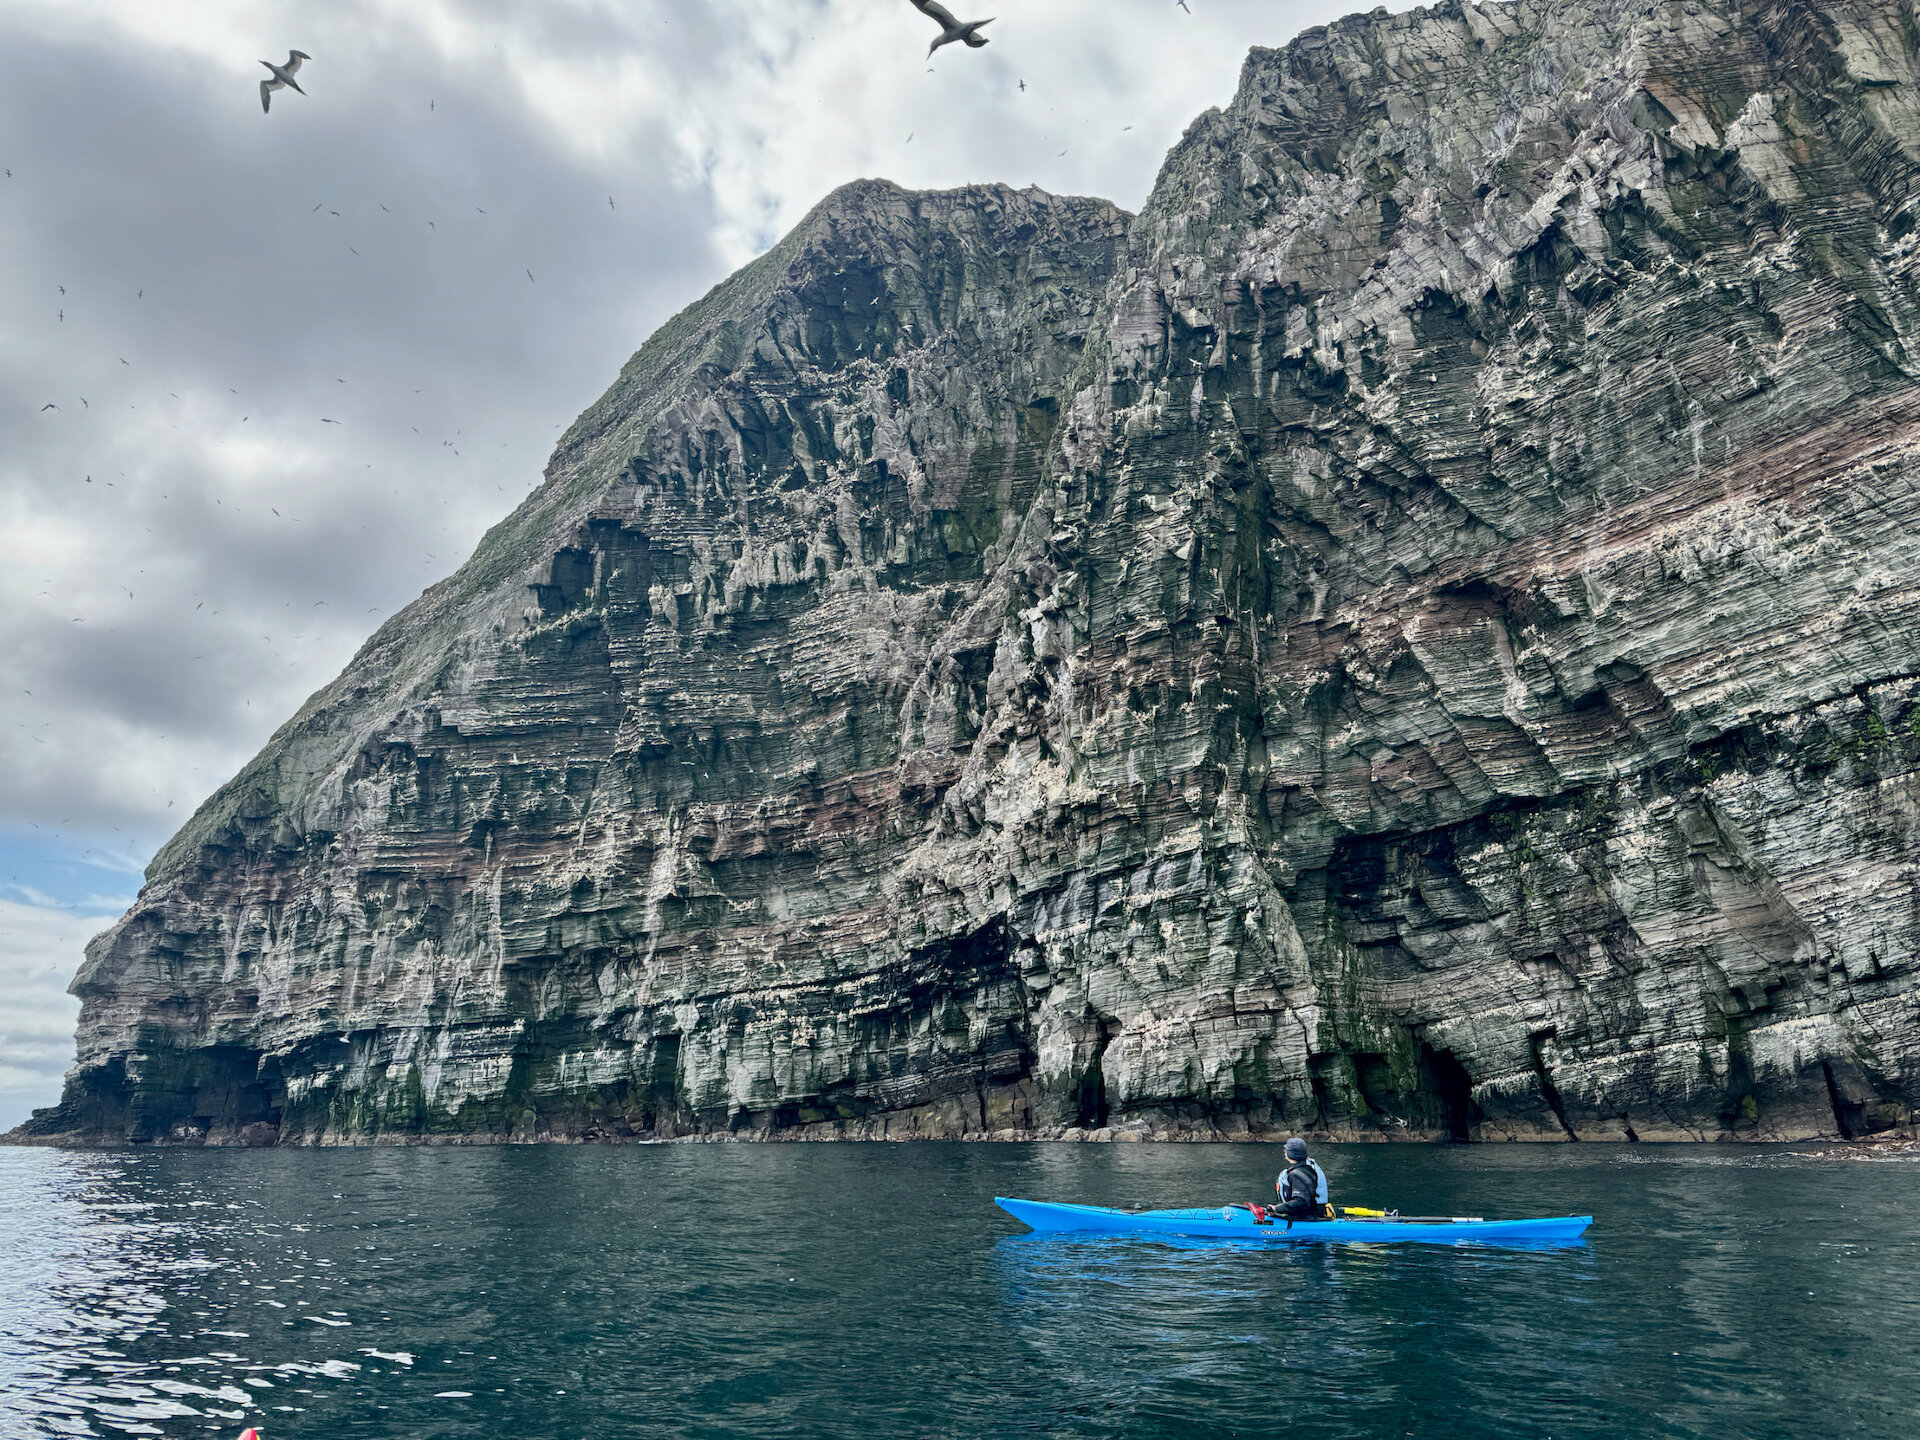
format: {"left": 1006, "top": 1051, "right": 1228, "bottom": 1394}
{"left": 1277, "top": 1160, "right": 1327, "bottom": 1219}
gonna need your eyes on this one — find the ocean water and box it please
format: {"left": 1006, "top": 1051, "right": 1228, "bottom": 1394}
{"left": 0, "top": 1141, "right": 1914, "bottom": 1439}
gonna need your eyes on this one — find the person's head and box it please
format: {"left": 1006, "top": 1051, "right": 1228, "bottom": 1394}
{"left": 1284, "top": 1136, "right": 1308, "bottom": 1162}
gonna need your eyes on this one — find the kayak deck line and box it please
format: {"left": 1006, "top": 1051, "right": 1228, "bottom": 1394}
{"left": 995, "top": 1197, "right": 1592, "bottom": 1245}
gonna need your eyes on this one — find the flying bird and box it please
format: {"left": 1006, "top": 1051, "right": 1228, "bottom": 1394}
{"left": 910, "top": 0, "right": 992, "bottom": 55}
{"left": 260, "top": 50, "right": 311, "bottom": 113}
{"left": 40, "top": 403, "right": 57, "bottom": 411}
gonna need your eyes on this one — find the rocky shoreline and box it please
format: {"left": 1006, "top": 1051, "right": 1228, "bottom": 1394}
{"left": 14, "top": 1123, "right": 1918, "bottom": 1148}
{"left": 15, "top": 1102, "right": 1917, "bottom": 1150}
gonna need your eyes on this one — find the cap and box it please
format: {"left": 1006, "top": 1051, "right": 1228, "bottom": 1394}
{"left": 1284, "top": 1136, "right": 1307, "bottom": 1161}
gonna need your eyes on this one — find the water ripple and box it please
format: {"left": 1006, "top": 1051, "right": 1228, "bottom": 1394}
{"left": 2, "top": 1143, "right": 1915, "bottom": 1439}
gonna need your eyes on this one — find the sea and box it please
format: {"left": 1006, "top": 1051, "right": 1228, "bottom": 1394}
{"left": 0, "top": 1141, "right": 1914, "bottom": 1439}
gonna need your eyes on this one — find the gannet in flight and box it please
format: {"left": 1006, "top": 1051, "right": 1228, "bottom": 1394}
{"left": 910, "top": 0, "right": 992, "bottom": 56}
{"left": 260, "top": 51, "right": 311, "bottom": 113}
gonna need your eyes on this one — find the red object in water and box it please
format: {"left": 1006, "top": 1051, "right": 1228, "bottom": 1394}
{"left": 239, "top": 1429, "right": 261, "bottom": 1440}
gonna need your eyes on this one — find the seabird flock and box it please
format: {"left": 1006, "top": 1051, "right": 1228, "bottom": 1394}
{"left": 254, "top": 1, "right": 1017, "bottom": 119}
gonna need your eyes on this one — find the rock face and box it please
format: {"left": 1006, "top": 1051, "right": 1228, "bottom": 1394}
{"left": 20, "top": 0, "right": 1920, "bottom": 1147}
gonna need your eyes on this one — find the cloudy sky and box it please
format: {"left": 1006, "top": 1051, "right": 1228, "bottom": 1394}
{"left": 0, "top": 0, "right": 1381, "bottom": 1128}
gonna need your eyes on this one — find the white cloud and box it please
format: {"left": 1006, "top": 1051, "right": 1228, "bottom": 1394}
{"left": 0, "top": 898, "right": 120, "bottom": 1130}
{"left": 680, "top": 0, "right": 1319, "bottom": 266}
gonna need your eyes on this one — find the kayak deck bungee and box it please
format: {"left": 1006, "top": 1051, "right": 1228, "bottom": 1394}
{"left": 995, "top": 1198, "right": 1591, "bottom": 1245}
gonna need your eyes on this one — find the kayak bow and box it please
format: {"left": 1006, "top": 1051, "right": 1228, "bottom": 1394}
{"left": 995, "top": 1197, "right": 1591, "bottom": 1245}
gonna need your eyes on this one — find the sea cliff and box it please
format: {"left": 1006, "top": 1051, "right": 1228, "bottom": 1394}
{"left": 18, "top": 0, "right": 1920, "bottom": 1146}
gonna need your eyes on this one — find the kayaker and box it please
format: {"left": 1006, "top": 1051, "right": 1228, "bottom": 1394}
{"left": 1275, "top": 1136, "right": 1330, "bottom": 1219}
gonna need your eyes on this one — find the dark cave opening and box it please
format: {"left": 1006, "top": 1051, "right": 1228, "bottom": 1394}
{"left": 1076, "top": 1019, "right": 1112, "bottom": 1129}
{"left": 1423, "top": 1044, "right": 1479, "bottom": 1142}
{"left": 1823, "top": 1061, "right": 1866, "bottom": 1140}
{"left": 1343, "top": 1042, "right": 1483, "bottom": 1140}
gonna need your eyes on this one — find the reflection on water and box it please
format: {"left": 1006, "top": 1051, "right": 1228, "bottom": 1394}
{"left": 0, "top": 1143, "right": 1914, "bottom": 1439}
{"left": 992, "top": 1227, "right": 1602, "bottom": 1436}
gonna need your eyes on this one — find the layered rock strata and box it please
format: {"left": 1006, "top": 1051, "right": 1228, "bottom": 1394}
{"left": 20, "top": 0, "right": 1920, "bottom": 1146}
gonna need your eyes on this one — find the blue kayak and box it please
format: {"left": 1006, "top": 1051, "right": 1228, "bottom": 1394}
{"left": 995, "top": 1198, "right": 1591, "bottom": 1245}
